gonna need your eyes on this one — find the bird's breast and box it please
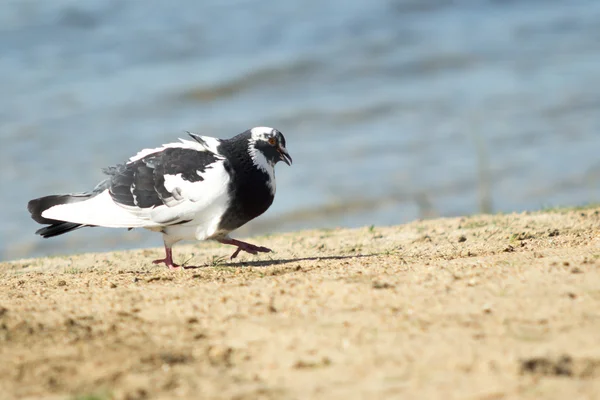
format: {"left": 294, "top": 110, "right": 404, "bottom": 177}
{"left": 218, "top": 167, "right": 275, "bottom": 232}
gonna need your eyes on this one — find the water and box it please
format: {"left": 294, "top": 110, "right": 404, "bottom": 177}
{"left": 2, "top": 0, "right": 600, "bottom": 261}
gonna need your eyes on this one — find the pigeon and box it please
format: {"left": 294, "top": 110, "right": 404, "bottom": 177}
{"left": 27, "top": 126, "right": 292, "bottom": 269}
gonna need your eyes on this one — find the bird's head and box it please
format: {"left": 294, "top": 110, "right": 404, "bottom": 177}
{"left": 248, "top": 127, "right": 292, "bottom": 167}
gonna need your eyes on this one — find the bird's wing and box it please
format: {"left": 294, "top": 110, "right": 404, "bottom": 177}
{"left": 41, "top": 144, "right": 231, "bottom": 229}
{"left": 128, "top": 133, "right": 222, "bottom": 163}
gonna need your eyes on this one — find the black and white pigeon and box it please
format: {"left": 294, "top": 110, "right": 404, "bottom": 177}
{"left": 27, "top": 126, "right": 292, "bottom": 269}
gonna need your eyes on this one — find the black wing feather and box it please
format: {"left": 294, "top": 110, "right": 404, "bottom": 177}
{"left": 105, "top": 148, "right": 219, "bottom": 209}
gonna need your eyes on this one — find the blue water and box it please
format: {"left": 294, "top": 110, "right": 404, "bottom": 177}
{"left": 2, "top": 0, "right": 600, "bottom": 261}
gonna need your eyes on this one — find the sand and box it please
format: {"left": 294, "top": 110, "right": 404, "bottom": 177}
{"left": 1, "top": 207, "right": 600, "bottom": 400}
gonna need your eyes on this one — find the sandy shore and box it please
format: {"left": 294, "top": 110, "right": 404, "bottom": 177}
{"left": 1, "top": 208, "right": 600, "bottom": 400}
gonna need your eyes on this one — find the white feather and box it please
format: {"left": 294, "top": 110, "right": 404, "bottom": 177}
{"left": 153, "top": 161, "right": 232, "bottom": 241}
{"left": 248, "top": 129, "right": 276, "bottom": 195}
{"left": 187, "top": 134, "right": 222, "bottom": 154}
{"left": 41, "top": 190, "right": 159, "bottom": 228}
{"left": 250, "top": 127, "right": 275, "bottom": 138}
{"left": 128, "top": 138, "right": 214, "bottom": 164}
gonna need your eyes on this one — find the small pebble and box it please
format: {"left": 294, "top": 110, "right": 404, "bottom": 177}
{"left": 372, "top": 282, "right": 394, "bottom": 289}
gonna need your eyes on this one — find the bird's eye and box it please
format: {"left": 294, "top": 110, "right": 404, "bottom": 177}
{"left": 268, "top": 137, "right": 276, "bottom": 146}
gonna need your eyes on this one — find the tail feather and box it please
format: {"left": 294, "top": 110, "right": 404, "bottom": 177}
{"left": 28, "top": 194, "right": 92, "bottom": 224}
{"left": 40, "top": 190, "right": 156, "bottom": 228}
{"left": 35, "top": 222, "right": 85, "bottom": 238}
{"left": 28, "top": 194, "right": 93, "bottom": 238}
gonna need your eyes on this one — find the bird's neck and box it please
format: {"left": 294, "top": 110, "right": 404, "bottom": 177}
{"left": 248, "top": 145, "right": 275, "bottom": 194}
{"left": 219, "top": 137, "right": 276, "bottom": 195}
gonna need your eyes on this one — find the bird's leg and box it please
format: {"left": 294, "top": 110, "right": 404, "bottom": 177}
{"left": 152, "top": 245, "right": 181, "bottom": 269}
{"left": 217, "top": 237, "right": 272, "bottom": 259}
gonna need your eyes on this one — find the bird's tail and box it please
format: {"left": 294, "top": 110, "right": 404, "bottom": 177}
{"left": 27, "top": 194, "right": 93, "bottom": 238}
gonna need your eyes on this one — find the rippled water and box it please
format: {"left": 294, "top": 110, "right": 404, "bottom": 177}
{"left": 2, "top": 0, "right": 600, "bottom": 261}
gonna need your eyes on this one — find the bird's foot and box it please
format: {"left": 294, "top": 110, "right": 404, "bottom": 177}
{"left": 218, "top": 238, "right": 272, "bottom": 260}
{"left": 153, "top": 246, "right": 181, "bottom": 269}
{"left": 230, "top": 244, "right": 272, "bottom": 259}
{"left": 152, "top": 258, "right": 181, "bottom": 270}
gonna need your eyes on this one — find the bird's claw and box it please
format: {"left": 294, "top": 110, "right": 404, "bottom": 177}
{"left": 152, "top": 258, "right": 181, "bottom": 269}
{"left": 230, "top": 244, "right": 272, "bottom": 260}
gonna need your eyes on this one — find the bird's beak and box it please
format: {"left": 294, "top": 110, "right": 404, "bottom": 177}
{"left": 278, "top": 147, "right": 292, "bottom": 166}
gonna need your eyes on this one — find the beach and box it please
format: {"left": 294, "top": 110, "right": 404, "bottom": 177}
{"left": 1, "top": 207, "right": 599, "bottom": 399}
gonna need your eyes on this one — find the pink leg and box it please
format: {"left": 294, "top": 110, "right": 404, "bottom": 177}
{"left": 218, "top": 238, "right": 272, "bottom": 259}
{"left": 152, "top": 245, "right": 181, "bottom": 270}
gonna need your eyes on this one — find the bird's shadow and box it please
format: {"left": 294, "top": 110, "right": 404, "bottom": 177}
{"left": 182, "top": 253, "right": 380, "bottom": 269}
